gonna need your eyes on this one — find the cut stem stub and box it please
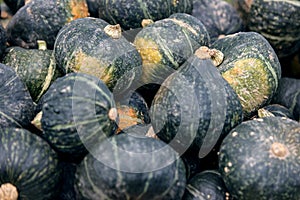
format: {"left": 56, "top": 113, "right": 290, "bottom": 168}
{"left": 0, "top": 183, "right": 18, "bottom": 200}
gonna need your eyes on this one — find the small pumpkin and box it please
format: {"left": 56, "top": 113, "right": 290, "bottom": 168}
{"left": 5, "top": 0, "right": 89, "bottom": 49}
{"left": 219, "top": 117, "right": 300, "bottom": 200}
{"left": 210, "top": 31, "right": 282, "bottom": 118}
{"left": 0, "top": 127, "right": 62, "bottom": 200}
{"left": 40, "top": 72, "right": 117, "bottom": 162}
{"left": 75, "top": 133, "right": 187, "bottom": 200}
{"left": 97, "top": 0, "right": 193, "bottom": 30}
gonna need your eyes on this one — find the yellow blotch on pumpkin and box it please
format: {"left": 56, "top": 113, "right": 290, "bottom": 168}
{"left": 134, "top": 38, "right": 162, "bottom": 65}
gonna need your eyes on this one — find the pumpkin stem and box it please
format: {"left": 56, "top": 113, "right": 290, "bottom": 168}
{"left": 37, "top": 40, "right": 47, "bottom": 50}
{"left": 31, "top": 111, "right": 43, "bottom": 131}
{"left": 104, "top": 24, "right": 122, "bottom": 39}
{"left": 257, "top": 108, "right": 275, "bottom": 118}
{"left": 0, "top": 183, "right": 18, "bottom": 200}
{"left": 271, "top": 142, "right": 289, "bottom": 158}
{"left": 108, "top": 108, "right": 118, "bottom": 121}
{"left": 141, "top": 19, "right": 154, "bottom": 27}
{"left": 195, "top": 46, "right": 224, "bottom": 67}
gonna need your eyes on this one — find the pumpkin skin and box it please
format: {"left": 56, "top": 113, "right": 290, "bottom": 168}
{"left": 53, "top": 17, "right": 142, "bottom": 92}
{"left": 0, "top": 24, "right": 7, "bottom": 60}
{"left": 232, "top": 0, "right": 300, "bottom": 58}
{"left": 211, "top": 31, "right": 281, "bottom": 118}
{"left": 5, "top": 0, "right": 89, "bottom": 49}
{"left": 0, "top": 127, "right": 62, "bottom": 200}
{"left": 182, "top": 170, "right": 232, "bottom": 200}
{"left": 219, "top": 117, "right": 300, "bottom": 200}
{"left": 97, "top": 0, "right": 193, "bottom": 30}
{"left": 192, "top": 0, "right": 244, "bottom": 42}
{"left": 256, "top": 104, "right": 295, "bottom": 120}
{"left": 75, "top": 133, "right": 187, "bottom": 200}
{"left": 150, "top": 51, "right": 243, "bottom": 158}
{"left": 0, "top": 63, "right": 35, "bottom": 129}
{"left": 40, "top": 73, "right": 117, "bottom": 162}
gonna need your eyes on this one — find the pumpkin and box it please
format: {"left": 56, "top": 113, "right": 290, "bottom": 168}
{"left": 232, "top": 0, "right": 300, "bottom": 58}
{"left": 210, "top": 31, "right": 282, "bottom": 118}
{"left": 53, "top": 17, "right": 142, "bottom": 92}
{"left": 150, "top": 47, "right": 243, "bottom": 158}
{"left": 219, "top": 116, "right": 300, "bottom": 200}
{"left": 75, "top": 133, "right": 187, "bottom": 200}
{"left": 192, "top": 0, "right": 244, "bottom": 42}
{"left": 0, "top": 63, "right": 36, "bottom": 129}
{"left": 0, "top": 24, "right": 7, "bottom": 60}
{"left": 182, "top": 170, "right": 232, "bottom": 200}
{"left": 271, "top": 77, "right": 300, "bottom": 121}
{"left": 5, "top": 0, "right": 89, "bottom": 49}
{"left": 256, "top": 104, "right": 295, "bottom": 120}
{"left": 0, "top": 127, "right": 62, "bottom": 200}
{"left": 40, "top": 72, "right": 117, "bottom": 162}
{"left": 97, "top": 0, "right": 193, "bottom": 30}
{"left": 2, "top": 41, "right": 62, "bottom": 102}
{"left": 86, "top": 0, "right": 98, "bottom": 17}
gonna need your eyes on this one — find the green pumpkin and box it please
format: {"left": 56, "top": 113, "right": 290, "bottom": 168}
{"left": 0, "top": 127, "right": 62, "bottom": 200}
{"left": 40, "top": 72, "right": 117, "bottom": 162}
{"left": 6, "top": 0, "right": 89, "bottom": 49}
{"left": 75, "top": 133, "right": 187, "bottom": 200}
{"left": 210, "top": 31, "right": 282, "bottom": 118}
{"left": 219, "top": 117, "right": 300, "bottom": 200}
{"left": 256, "top": 104, "right": 295, "bottom": 120}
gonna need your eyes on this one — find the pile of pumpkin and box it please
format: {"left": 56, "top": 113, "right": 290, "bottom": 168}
{"left": 0, "top": 0, "right": 299, "bottom": 199}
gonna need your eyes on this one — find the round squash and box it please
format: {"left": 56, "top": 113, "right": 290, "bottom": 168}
{"left": 219, "top": 116, "right": 300, "bottom": 200}
{"left": 0, "top": 63, "right": 36, "bottom": 129}
{"left": 182, "top": 170, "right": 232, "bottom": 200}
{"left": 0, "top": 127, "right": 62, "bottom": 200}
{"left": 5, "top": 0, "right": 89, "bottom": 49}
{"left": 53, "top": 17, "right": 142, "bottom": 92}
{"left": 40, "top": 72, "right": 117, "bottom": 162}
{"left": 192, "top": 0, "right": 244, "bottom": 42}
{"left": 256, "top": 104, "right": 295, "bottom": 120}
{"left": 232, "top": 0, "right": 300, "bottom": 58}
{"left": 75, "top": 133, "right": 187, "bottom": 200}
{"left": 210, "top": 31, "right": 282, "bottom": 118}
{"left": 150, "top": 48, "right": 243, "bottom": 158}
{"left": 97, "top": 0, "right": 193, "bottom": 30}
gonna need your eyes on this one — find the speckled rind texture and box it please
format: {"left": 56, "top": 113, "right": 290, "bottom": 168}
{"left": 182, "top": 170, "right": 232, "bottom": 200}
{"left": 259, "top": 104, "right": 296, "bottom": 120}
{"left": 53, "top": 17, "right": 143, "bottom": 92}
{"left": 0, "top": 127, "right": 62, "bottom": 200}
{"left": 211, "top": 31, "right": 281, "bottom": 118}
{"left": 97, "top": 0, "right": 193, "bottom": 30}
{"left": 0, "top": 63, "right": 35, "bottom": 128}
{"left": 219, "top": 117, "right": 300, "bottom": 200}
{"left": 41, "top": 73, "right": 117, "bottom": 161}
{"left": 150, "top": 56, "right": 243, "bottom": 156}
{"left": 233, "top": 0, "right": 300, "bottom": 58}
{"left": 3, "top": 46, "right": 53, "bottom": 102}
{"left": 192, "top": 0, "right": 245, "bottom": 43}
{"left": 6, "top": 0, "right": 89, "bottom": 49}
{"left": 75, "top": 134, "right": 187, "bottom": 200}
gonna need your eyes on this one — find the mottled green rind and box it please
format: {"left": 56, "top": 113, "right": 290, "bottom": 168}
{"left": 150, "top": 56, "right": 243, "bottom": 156}
{"left": 182, "top": 170, "right": 231, "bottom": 200}
{"left": 75, "top": 134, "right": 187, "bottom": 200}
{"left": 2, "top": 46, "right": 57, "bottom": 102}
{"left": 259, "top": 104, "right": 296, "bottom": 120}
{"left": 54, "top": 17, "right": 142, "bottom": 92}
{"left": 192, "top": 0, "right": 244, "bottom": 42}
{"left": 219, "top": 117, "right": 300, "bottom": 200}
{"left": 97, "top": 0, "right": 193, "bottom": 30}
{"left": 0, "top": 63, "right": 35, "bottom": 128}
{"left": 0, "top": 127, "right": 62, "bottom": 200}
{"left": 41, "top": 73, "right": 117, "bottom": 161}
{"left": 211, "top": 31, "right": 281, "bottom": 118}
{"left": 233, "top": 0, "right": 300, "bottom": 58}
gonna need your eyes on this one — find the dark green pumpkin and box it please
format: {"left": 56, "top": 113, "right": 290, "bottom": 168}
{"left": 0, "top": 63, "right": 35, "bottom": 129}
{"left": 75, "top": 133, "right": 187, "bottom": 200}
{"left": 182, "top": 170, "right": 232, "bottom": 200}
{"left": 210, "top": 31, "right": 282, "bottom": 118}
{"left": 40, "top": 72, "right": 117, "bottom": 162}
{"left": 233, "top": 0, "right": 300, "bottom": 58}
{"left": 5, "top": 0, "right": 89, "bottom": 49}
{"left": 256, "top": 104, "right": 295, "bottom": 120}
{"left": 219, "top": 116, "right": 300, "bottom": 200}
{"left": 0, "top": 127, "right": 61, "bottom": 200}
{"left": 192, "top": 0, "right": 244, "bottom": 42}
{"left": 150, "top": 49, "right": 243, "bottom": 158}
{"left": 53, "top": 17, "right": 142, "bottom": 92}
{"left": 97, "top": 0, "right": 193, "bottom": 30}
{"left": 2, "top": 44, "right": 62, "bottom": 102}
